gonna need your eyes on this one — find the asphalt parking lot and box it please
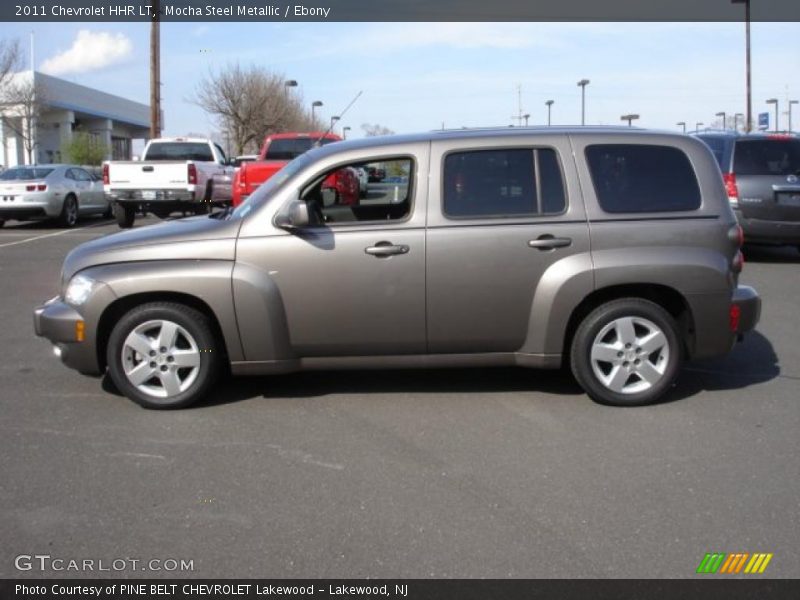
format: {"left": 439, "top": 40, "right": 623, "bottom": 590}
{"left": 0, "top": 215, "right": 798, "bottom": 579}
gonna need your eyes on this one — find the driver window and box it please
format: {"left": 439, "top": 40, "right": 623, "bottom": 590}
{"left": 300, "top": 157, "right": 413, "bottom": 225}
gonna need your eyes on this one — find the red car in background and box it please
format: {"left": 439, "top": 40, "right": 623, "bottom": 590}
{"left": 232, "top": 132, "right": 359, "bottom": 207}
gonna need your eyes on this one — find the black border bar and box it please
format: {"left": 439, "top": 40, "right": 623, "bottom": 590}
{"left": 3, "top": 0, "right": 800, "bottom": 22}
{"left": 2, "top": 579, "right": 800, "bottom": 600}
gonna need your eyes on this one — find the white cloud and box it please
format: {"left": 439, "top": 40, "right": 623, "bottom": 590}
{"left": 40, "top": 30, "right": 133, "bottom": 76}
{"left": 192, "top": 25, "right": 210, "bottom": 37}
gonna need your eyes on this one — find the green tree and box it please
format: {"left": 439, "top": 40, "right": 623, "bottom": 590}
{"left": 61, "top": 131, "right": 108, "bottom": 166}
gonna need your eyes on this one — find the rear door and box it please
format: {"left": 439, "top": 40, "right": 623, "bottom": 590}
{"left": 425, "top": 135, "right": 590, "bottom": 353}
{"left": 734, "top": 137, "right": 800, "bottom": 222}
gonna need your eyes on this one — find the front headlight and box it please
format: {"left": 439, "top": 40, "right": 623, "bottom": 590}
{"left": 64, "top": 274, "right": 95, "bottom": 306}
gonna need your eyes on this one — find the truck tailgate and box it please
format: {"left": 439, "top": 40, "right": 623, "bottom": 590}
{"left": 107, "top": 162, "right": 191, "bottom": 190}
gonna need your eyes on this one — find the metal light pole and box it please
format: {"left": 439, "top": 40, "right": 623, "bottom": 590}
{"left": 342, "top": 126, "right": 351, "bottom": 139}
{"left": 577, "top": 79, "right": 590, "bottom": 125}
{"left": 789, "top": 100, "right": 798, "bottom": 132}
{"left": 677, "top": 121, "right": 686, "bottom": 133}
{"left": 716, "top": 111, "right": 727, "bottom": 130}
{"left": 766, "top": 98, "right": 779, "bottom": 131}
{"left": 311, "top": 100, "right": 323, "bottom": 126}
{"left": 545, "top": 100, "right": 554, "bottom": 126}
{"left": 696, "top": 122, "right": 704, "bottom": 132}
{"left": 284, "top": 79, "right": 297, "bottom": 96}
{"left": 621, "top": 114, "right": 639, "bottom": 127}
{"left": 523, "top": 114, "right": 530, "bottom": 126}
{"left": 330, "top": 115, "right": 340, "bottom": 133}
{"left": 732, "top": 0, "right": 752, "bottom": 132}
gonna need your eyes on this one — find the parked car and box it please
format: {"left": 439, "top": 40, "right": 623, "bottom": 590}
{"left": 34, "top": 127, "right": 759, "bottom": 409}
{"left": 231, "top": 132, "right": 353, "bottom": 206}
{"left": 0, "top": 164, "right": 108, "bottom": 228}
{"left": 103, "top": 137, "right": 234, "bottom": 228}
{"left": 694, "top": 131, "right": 800, "bottom": 249}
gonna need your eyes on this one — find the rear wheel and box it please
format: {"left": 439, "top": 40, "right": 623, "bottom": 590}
{"left": 114, "top": 203, "right": 135, "bottom": 228}
{"left": 570, "top": 298, "right": 681, "bottom": 406}
{"left": 0, "top": 219, "right": 5, "bottom": 228}
{"left": 106, "top": 302, "right": 219, "bottom": 409}
{"left": 59, "top": 194, "right": 78, "bottom": 228}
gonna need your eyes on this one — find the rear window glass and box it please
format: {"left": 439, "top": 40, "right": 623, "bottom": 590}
{"left": 697, "top": 136, "right": 727, "bottom": 168}
{"left": 443, "top": 148, "right": 566, "bottom": 218}
{"left": 265, "top": 137, "right": 338, "bottom": 161}
{"left": 733, "top": 139, "right": 800, "bottom": 176}
{"left": 145, "top": 143, "right": 214, "bottom": 162}
{"left": 585, "top": 144, "right": 701, "bottom": 213}
{"left": 0, "top": 167, "right": 55, "bottom": 180}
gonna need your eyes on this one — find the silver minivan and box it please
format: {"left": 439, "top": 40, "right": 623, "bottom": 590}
{"left": 34, "top": 127, "right": 760, "bottom": 409}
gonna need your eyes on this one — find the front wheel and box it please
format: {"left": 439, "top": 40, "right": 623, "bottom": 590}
{"left": 106, "top": 302, "right": 220, "bottom": 409}
{"left": 114, "top": 203, "right": 135, "bottom": 228}
{"left": 570, "top": 298, "right": 682, "bottom": 406}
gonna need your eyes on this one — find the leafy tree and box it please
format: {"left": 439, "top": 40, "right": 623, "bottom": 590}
{"left": 61, "top": 130, "right": 109, "bottom": 166}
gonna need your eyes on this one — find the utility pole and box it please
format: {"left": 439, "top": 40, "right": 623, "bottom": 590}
{"left": 150, "top": 0, "right": 161, "bottom": 140}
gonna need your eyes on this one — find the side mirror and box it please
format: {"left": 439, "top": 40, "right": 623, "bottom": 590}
{"left": 276, "top": 200, "right": 310, "bottom": 229}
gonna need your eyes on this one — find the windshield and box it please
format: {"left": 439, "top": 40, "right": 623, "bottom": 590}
{"left": 230, "top": 152, "right": 314, "bottom": 219}
{"left": 145, "top": 142, "right": 214, "bottom": 162}
{"left": 264, "top": 137, "right": 337, "bottom": 160}
{"left": 734, "top": 139, "right": 800, "bottom": 176}
{"left": 0, "top": 167, "right": 55, "bottom": 180}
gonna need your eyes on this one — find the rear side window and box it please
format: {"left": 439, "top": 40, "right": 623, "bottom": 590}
{"left": 585, "top": 144, "right": 701, "bottom": 213}
{"left": 733, "top": 139, "right": 800, "bottom": 176}
{"left": 443, "top": 148, "right": 566, "bottom": 218}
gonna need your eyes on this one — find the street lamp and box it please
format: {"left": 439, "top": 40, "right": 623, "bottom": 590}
{"left": 696, "top": 122, "right": 704, "bottom": 132}
{"left": 766, "top": 98, "right": 779, "bottom": 131}
{"left": 577, "top": 79, "right": 590, "bottom": 125}
{"left": 311, "top": 100, "right": 323, "bottom": 124}
{"left": 789, "top": 100, "right": 798, "bottom": 132}
{"left": 677, "top": 121, "right": 686, "bottom": 133}
{"left": 330, "top": 115, "right": 340, "bottom": 132}
{"left": 545, "top": 100, "right": 554, "bottom": 126}
{"left": 523, "top": 114, "right": 530, "bottom": 126}
{"left": 716, "top": 111, "right": 727, "bottom": 130}
{"left": 284, "top": 79, "right": 298, "bottom": 95}
{"left": 342, "top": 126, "right": 351, "bottom": 139}
{"left": 731, "top": 0, "right": 752, "bottom": 132}
{"left": 621, "top": 114, "right": 639, "bottom": 127}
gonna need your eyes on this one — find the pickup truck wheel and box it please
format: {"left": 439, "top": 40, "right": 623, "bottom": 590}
{"left": 59, "top": 194, "right": 79, "bottom": 228}
{"left": 194, "top": 203, "right": 211, "bottom": 215}
{"left": 114, "top": 203, "right": 135, "bottom": 228}
{"left": 570, "top": 298, "right": 681, "bottom": 407}
{"left": 106, "top": 302, "right": 219, "bottom": 409}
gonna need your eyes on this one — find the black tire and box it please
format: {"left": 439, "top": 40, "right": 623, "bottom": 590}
{"left": 0, "top": 219, "right": 5, "bottom": 228}
{"left": 106, "top": 302, "right": 220, "bottom": 409}
{"left": 59, "top": 194, "right": 79, "bottom": 228}
{"left": 102, "top": 203, "right": 113, "bottom": 219}
{"left": 570, "top": 298, "right": 682, "bottom": 407}
{"left": 193, "top": 203, "right": 211, "bottom": 215}
{"left": 114, "top": 203, "right": 135, "bottom": 228}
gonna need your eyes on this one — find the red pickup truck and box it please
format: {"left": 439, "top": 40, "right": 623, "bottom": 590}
{"left": 232, "top": 132, "right": 358, "bottom": 207}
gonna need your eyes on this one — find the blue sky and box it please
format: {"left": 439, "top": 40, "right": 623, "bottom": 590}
{"left": 2, "top": 21, "right": 799, "bottom": 137}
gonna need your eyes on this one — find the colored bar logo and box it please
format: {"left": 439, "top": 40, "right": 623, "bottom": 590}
{"left": 696, "top": 552, "right": 773, "bottom": 574}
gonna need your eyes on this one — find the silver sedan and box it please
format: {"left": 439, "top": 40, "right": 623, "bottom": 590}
{"left": 0, "top": 164, "right": 109, "bottom": 228}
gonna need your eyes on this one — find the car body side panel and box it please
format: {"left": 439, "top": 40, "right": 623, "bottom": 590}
{"left": 86, "top": 260, "right": 244, "bottom": 362}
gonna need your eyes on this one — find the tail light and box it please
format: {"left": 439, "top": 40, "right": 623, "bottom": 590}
{"left": 25, "top": 183, "right": 47, "bottom": 192}
{"left": 187, "top": 163, "right": 198, "bottom": 185}
{"left": 37, "top": 184, "right": 47, "bottom": 191}
{"left": 723, "top": 173, "right": 739, "bottom": 207}
{"left": 25, "top": 184, "right": 35, "bottom": 191}
{"left": 732, "top": 250, "right": 744, "bottom": 273}
{"left": 729, "top": 304, "right": 741, "bottom": 332}
{"left": 728, "top": 223, "right": 744, "bottom": 247}
{"left": 102, "top": 163, "right": 109, "bottom": 185}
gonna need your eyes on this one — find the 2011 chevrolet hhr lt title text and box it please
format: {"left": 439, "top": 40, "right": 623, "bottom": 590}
{"left": 34, "top": 128, "right": 761, "bottom": 409}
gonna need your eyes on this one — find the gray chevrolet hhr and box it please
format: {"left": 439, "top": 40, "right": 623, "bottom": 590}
{"left": 34, "top": 127, "right": 760, "bottom": 409}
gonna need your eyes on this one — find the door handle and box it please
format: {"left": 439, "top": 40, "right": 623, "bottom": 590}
{"left": 527, "top": 236, "right": 572, "bottom": 250}
{"left": 365, "top": 242, "right": 410, "bottom": 257}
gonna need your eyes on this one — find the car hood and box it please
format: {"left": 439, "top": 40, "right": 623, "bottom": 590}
{"left": 61, "top": 215, "right": 241, "bottom": 284}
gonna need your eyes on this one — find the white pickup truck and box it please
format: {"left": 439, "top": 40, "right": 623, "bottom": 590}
{"left": 103, "top": 137, "right": 234, "bottom": 228}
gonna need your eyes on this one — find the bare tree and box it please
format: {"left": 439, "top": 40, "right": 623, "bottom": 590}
{"left": 1, "top": 75, "right": 46, "bottom": 164}
{"left": 193, "top": 64, "right": 319, "bottom": 155}
{"left": 0, "top": 38, "right": 20, "bottom": 91}
{"left": 361, "top": 123, "right": 395, "bottom": 137}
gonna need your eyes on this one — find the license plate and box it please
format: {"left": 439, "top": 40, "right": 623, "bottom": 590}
{"left": 141, "top": 190, "right": 156, "bottom": 201}
{"left": 777, "top": 193, "right": 800, "bottom": 207}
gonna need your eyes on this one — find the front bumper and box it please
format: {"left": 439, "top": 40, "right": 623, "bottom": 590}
{"left": 33, "top": 297, "right": 102, "bottom": 375}
{"left": 732, "top": 285, "right": 761, "bottom": 335}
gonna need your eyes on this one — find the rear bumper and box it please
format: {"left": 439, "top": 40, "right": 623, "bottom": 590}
{"left": 735, "top": 209, "right": 800, "bottom": 245}
{"left": 732, "top": 285, "right": 761, "bottom": 335}
{"left": 0, "top": 206, "right": 48, "bottom": 220}
{"left": 33, "top": 297, "right": 102, "bottom": 375}
{"left": 108, "top": 189, "right": 197, "bottom": 203}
